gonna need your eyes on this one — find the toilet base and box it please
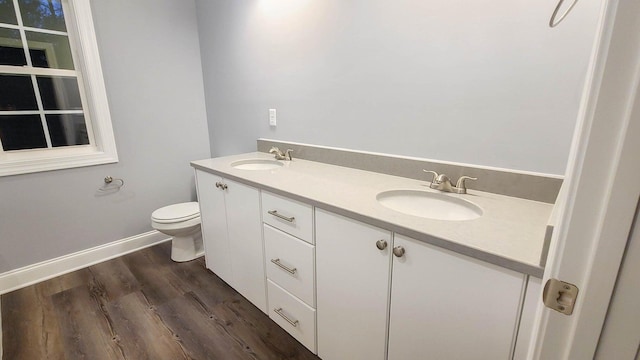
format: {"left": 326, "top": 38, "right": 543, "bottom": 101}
{"left": 171, "top": 231, "right": 204, "bottom": 262}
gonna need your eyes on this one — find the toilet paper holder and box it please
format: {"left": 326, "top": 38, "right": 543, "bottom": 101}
{"left": 99, "top": 176, "right": 124, "bottom": 192}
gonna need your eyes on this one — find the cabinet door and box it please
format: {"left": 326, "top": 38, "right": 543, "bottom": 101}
{"left": 513, "top": 276, "right": 542, "bottom": 360}
{"left": 194, "top": 170, "right": 232, "bottom": 284}
{"left": 316, "top": 209, "right": 392, "bottom": 360}
{"left": 224, "top": 178, "right": 266, "bottom": 313}
{"left": 388, "top": 235, "right": 525, "bottom": 360}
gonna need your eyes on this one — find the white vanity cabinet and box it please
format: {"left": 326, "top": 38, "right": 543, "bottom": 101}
{"left": 315, "top": 209, "right": 526, "bottom": 360}
{"left": 194, "top": 169, "right": 266, "bottom": 313}
{"left": 388, "top": 234, "right": 525, "bottom": 359}
{"left": 316, "top": 209, "right": 392, "bottom": 360}
{"left": 191, "top": 154, "right": 553, "bottom": 360}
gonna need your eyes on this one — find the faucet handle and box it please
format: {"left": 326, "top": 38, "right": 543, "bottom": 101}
{"left": 284, "top": 149, "right": 293, "bottom": 161}
{"left": 455, "top": 176, "right": 478, "bottom": 194}
{"left": 422, "top": 170, "right": 439, "bottom": 184}
{"left": 269, "top": 146, "right": 287, "bottom": 160}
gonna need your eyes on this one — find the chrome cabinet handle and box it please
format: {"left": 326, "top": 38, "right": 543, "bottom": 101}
{"left": 393, "top": 246, "right": 405, "bottom": 258}
{"left": 274, "top": 308, "right": 299, "bottom": 327}
{"left": 215, "top": 182, "right": 228, "bottom": 190}
{"left": 270, "top": 258, "right": 297, "bottom": 274}
{"left": 376, "top": 239, "right": 388, "bottom": 250}
{"left": 268, "top": 210, "right": 295, "bottom": 222}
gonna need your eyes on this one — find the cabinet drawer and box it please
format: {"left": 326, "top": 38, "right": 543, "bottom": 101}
{"left": 262, "top": 192, "right": 313, "bottom": 244}
{"left": 267, "top": 280, "right": 317, "bottom": 353}
{"left": 264, "top": 224, "right": 315, "bottom": 307}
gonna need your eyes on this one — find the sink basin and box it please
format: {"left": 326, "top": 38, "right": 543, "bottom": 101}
{"left": 376, "top": 190, "right": 483, "bottom": 221}
{"left": 231, "top": 159, "right": 284, "bottom": 170}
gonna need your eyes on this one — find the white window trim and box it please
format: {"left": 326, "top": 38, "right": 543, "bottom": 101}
{"left": 0, "top": 0, "right": 118, "bottom": 177}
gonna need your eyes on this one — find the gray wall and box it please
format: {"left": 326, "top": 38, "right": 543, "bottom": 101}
{"left": 196, "top": 0, "right": 602, "bottom": 175}
{"left": 0, "top": 0, "right": 210, "bottom": 273}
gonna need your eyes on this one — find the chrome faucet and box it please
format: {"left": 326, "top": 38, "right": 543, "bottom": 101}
{"left": 269, "top": 147, "right": 293, "bottom": 161}
{"left": 423, "top": 170, "right": 477, "bottom": 194}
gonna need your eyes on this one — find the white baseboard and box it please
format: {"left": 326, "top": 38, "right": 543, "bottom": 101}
{"left": 0, "top": 231, "right": 171, "bottom": 295}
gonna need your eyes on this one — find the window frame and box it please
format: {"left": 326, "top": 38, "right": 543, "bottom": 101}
{"left": 0, "top": 0, "right": 117, "bottom": 177}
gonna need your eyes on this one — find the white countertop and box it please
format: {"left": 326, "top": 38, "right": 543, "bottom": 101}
{"left": 192, "top": 152, "right": 554, "bottom": 277}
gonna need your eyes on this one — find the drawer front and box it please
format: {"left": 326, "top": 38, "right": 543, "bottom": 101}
{"left": 267, "top": 280, "right": 317, "bottom": 353}
{"left": 264, "top": 224, "right": 315, "bottom": 307}
{"left": 262, "top": 192, "right": 313, "bottom": 244}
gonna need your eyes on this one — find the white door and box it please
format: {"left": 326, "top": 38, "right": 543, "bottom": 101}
{"left": 530, "top": 0, "right": 640, "bottom": 357}
{"left": 388, "top": 235, "right": 524, "bottom": 360}
{"left": 195, "top": 170, "right": 232, "bottom": 283}
{"left": 224, "top": 178, "right": 267, "bottom": 313}
{"left": 595, "top": 202, "right": 640, "bottom": 359}
{"left": 315, "top": 209, "right": 392, "bottom": 360}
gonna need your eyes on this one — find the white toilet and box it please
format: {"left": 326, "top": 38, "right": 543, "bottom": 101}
{"left": 151, "top": 202, "right": 204, "bottom": 262}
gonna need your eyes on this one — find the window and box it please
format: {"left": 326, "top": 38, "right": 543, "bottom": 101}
{"left": 0, "top": 0, "right": 117, "bottom": 176}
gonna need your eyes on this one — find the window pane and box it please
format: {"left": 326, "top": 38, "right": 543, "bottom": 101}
{"left": 37, "top": 76, "right": 82, "bottom": 110}
{"left": 0, "top": 75, "right": 38, "bottom": 110}
{"left": 26, "top": 31, "right": 74, "bottom": 69}
{"left": 47, "top": 114, "right": 89, "bottom": 147}
{"left": 0, "top": 28, "right": 26, "bottom": 66}
{"left": 0, "top": 0, "right": 18, "bottom": 24}
{"left": 0, "top": 114, "right": 46, "bottom": 150}
{"left": 18, "top": 0, "right": 66, "bottom": 32}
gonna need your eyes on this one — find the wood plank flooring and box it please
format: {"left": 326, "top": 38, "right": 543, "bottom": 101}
{"left": 1, "top": 243, "right": 320, "bottom": 360}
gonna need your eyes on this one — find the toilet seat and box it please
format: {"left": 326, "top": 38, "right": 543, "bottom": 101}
{"left": 151, "top": 202, "right": 200, "bottom": 224}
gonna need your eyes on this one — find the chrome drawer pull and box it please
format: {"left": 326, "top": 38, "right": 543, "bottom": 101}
{"left": 271, "top": 258, "right": 297, "bottom": 274}
{"left": 274, "top": 308, "right": 299, "bottom": 327}
{"left": 268, "top": 210, "right": 295, "bottom": 222}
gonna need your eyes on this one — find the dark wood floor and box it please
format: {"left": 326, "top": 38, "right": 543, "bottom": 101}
{"left": 1, "top": 243, "right": 320, "bottom": 360}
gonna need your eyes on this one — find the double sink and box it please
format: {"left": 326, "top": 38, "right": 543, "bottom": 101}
{"left": 231, "top": 159, "right": 483, "bottom": 221}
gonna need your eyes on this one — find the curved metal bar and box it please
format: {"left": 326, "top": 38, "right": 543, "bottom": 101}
{"left": 549, "top": 0, "right": 579, "bottom": 28}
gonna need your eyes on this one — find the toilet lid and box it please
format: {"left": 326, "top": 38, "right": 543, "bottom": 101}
{"left": 152, "top": 202, "right": 200, "bottom": 223}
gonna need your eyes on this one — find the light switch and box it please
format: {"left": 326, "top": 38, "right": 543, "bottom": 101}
{"left": 269, "top": 109, "right": 277, "bottom": 126}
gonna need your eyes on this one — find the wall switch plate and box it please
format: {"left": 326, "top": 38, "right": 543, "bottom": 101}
{"left": 269, "top": 109, "right": 277, "bottom": 126}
